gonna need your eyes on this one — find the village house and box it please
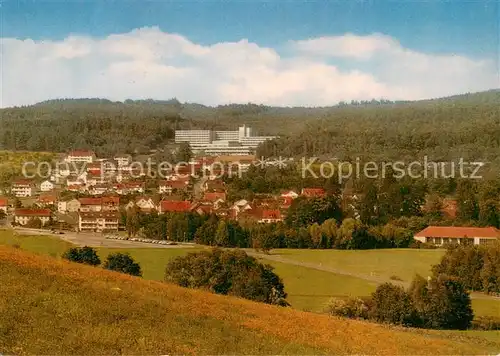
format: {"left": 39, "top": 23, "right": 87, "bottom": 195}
{"left": 37, "top": 194, "right": 57, "bottom": 207}
{"left": 14, "top": 209, "right": 51, "bottom": 226}
{"left": 281, "top": 190, "right": 299, "bottom": 199}
{"left": 11, "top": 179, "right": 34, "bottom": 197}
{"left": 58, "top": 199, "right": 81, "bottom": 213}
{"left": 257, "top": 209, "right": 283, "bottom": 223}
{"left": 203, "top": 179, "right": 225, "bottom": 192}
{"left": 113, "top": 182, "right": 145, "bottom": 195}
{"left": 79, "top": 198, "right": 104, "bottom": 212}
{"left": 0, "top": 198, "right": 8, "bottom": 214}
{"left": 101, "top": 196, "right": 120, "bottom": 211}
{"left": 203, "top": 191, "right": 227, "bottom": 203}
{"left": 414, "top": 226, "right": 500, "bottom": 246}
{"left": 301, "top": 188, "right": 326, "bottom": 198}
{"left": 40, "top": 180, "right": 55, "bottom": 192}
{"left": 65, "top": 150, "right": 96, "bottom": 164}
{"left": 78, "top": 212, "right": 119, "bottom": 232}
{"left": 158, "top": 179, "right": 189, "bottom": 195}
{"left": 126, "top": 196, "right": 157, "bottom": 213}
{"left": 114, "top": 155, "right": 132, "bottom": 167}
{"left": 158, "top": 200, "right": 192, "bottom": 214}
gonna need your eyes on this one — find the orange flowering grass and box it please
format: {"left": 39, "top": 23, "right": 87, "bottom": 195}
{"left": 0, "top": 245, "right": 496, "bottom": 355}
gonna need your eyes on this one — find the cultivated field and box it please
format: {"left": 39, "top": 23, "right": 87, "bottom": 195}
{"left": 1, "top": 244, "right": 498, "bottom": 355}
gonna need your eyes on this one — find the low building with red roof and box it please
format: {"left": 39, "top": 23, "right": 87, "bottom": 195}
{"left": 158, "top": 179, "right": 189, "bottom": 195}
{"left": 14, "top": 209, "right": 51, "bottom": 226}
{"left": 414, "top": 226, "right": 500, "bottom": 246}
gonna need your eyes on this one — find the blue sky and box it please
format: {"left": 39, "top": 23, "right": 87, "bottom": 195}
{"left": 3, "top": 0, "right": 498, "bottom": 57}
{"left": 0, "top": 1, "right": 498, "bottom": 107}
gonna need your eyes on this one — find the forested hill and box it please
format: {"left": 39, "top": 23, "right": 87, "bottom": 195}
{"left": 0, "top": 90, "right": 499, "bottom": 162}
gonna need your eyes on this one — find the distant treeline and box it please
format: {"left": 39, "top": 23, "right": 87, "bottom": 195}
{"left": 1, "top": 90, "right": 499, "bottom": 170}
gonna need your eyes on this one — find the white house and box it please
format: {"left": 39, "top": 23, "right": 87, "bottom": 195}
{"left": 78, "top": 212, "right": 119, "bottom": 232}
{"left": 40, "top": 180, "right": 55, "bottom": 192}
{"left": 11, "top": 180, "right": 34, "bottom": 197}
{"left": 65, "top": 150, "right": 96, "bottom": 163}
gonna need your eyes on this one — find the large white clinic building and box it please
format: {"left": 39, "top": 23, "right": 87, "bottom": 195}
{"left": 175, "top": 125, "right": 276, "bottom": 155}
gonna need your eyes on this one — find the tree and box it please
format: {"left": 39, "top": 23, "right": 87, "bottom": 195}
{"left": 409, "top": 274, "right": 473, "bottom": 330}
{"left": 126, "top": 204, "right": 141, "bottom": 238}
{"left": 480, "top": 243, "right": 500, "bottom": 294}
{"left": 103, "top": 252, "right": 142, "bottom": 277}
{"left": 62, "top": 246, "right": 101, "bottom": 266}
{"left": 175, "top": 142, "right": 192, "bottom": 163}
{"left": 368, "top": 283, "right": 418, "bottom": 326}
{"left": 165, "top": 249, "right": 289, "bottom": 306}
{"left": 456, "top": 180, "right": 479, "bottom": 221}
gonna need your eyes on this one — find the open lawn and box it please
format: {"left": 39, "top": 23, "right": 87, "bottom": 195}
{"left": 263, "top": 260, "right": 377, "bottom": 312}
{"left": 270, "top": 248, "right": 445, "bottom": 282}
{"left": 1, "top": 244, "right": 498, "bottom": 355}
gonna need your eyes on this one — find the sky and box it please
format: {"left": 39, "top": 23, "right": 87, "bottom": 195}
{"left": 0, "top": 0, "right": 498, "bottom": 107}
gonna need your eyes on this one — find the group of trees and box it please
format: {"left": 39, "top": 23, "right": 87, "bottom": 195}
{"left": 62, "top": 246, "right": 142, "bottom": 277}
{"left": 329, "top": 256, "right": 478, "bottom": 330}
{"left": 329, "top": 275, "right": 474, "bottom": 330}
{"left": 122, "top": 207, "right": 416, "bottom": 250}
{"left": 165, "top": 249, "right": 289, "bottom": 306}
{"left": 432, "top": 243, "right": 500, "bottom": 294}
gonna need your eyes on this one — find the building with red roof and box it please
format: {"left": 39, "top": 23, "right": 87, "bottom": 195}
{"left": 0, "top": 198, "right": 8, "bottom": 214}
{"left": 301, "top": 188, "right": 326, "bottom": 198}
{"left": 203, "top": 191, "right": 227, "bottom": 202}
{"left": 14, "top": 209, "right": 51, "bottom": 226}
{"left": 158, "top": 200, "right": 192, "bottom": 214}
{"left": 414, "top": 226, "right": 500, "bottom": 246}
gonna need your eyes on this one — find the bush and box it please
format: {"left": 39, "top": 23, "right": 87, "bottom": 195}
{"left": 471, "top": 316, "right": 500, "bottom": 330}
{"left": 326, "top": 297, "right": 370, "bottom": 319}
{"left": 103, "top": 253, "right": 142, "bottom": 277}
{"left": 165, "top": 248, "right": 288, "bottom": 306}
{"left": 62, "top": 246, "right": 101, "bottom": 266}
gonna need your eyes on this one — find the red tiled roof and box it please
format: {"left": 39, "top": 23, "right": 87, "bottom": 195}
{"left": 13, "top": 179, "right": 33, "bottom": 186}
{"left": 0, "top": 198, "right": 8, "bottom": 206}
{"left": 160, "top": 200, "right": 192, "bottom": 213}
{"left": 79, "top": 198, "right": 102, "bottom": 206}
{"left": 69, "top": 150, "right": 95, "bottom": 157}
{"left": 14, "top": 209, "right": 51, "bottom": 217}
{"left": 102, "top": 196, "right": 120, "bottom": 205}
{"left": 203, "top": 192, "right": 226, "bottom": 202}
{"left": 261, "top": 209, "right": 282, "bottom": 220}
{"left": 38, "top": 194, "right": 57, "bottom": 203}
{"left": 301, "top": 188, "right": 326, "bottom": 197}
{"left": 415, "top": 226, "right": 500, "bottom": 239}
{"left": 159, "top": 180, "right": 188, "bottom": 189}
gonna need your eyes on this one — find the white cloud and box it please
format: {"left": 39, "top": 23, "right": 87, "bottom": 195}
{"left": 0, "top": 27, "right": 497, "bottom": 107}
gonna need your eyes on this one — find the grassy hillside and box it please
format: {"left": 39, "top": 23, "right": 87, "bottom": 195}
{"left": 1, "top": 231, "right": 498, "bottom": 318}
{"left": 1, "top": 245, "right": 499, "bottom": 355}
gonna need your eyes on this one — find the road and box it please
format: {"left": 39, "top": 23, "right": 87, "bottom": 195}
{"left": 13, "top": 227, "right": 196, "bottom": 249}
